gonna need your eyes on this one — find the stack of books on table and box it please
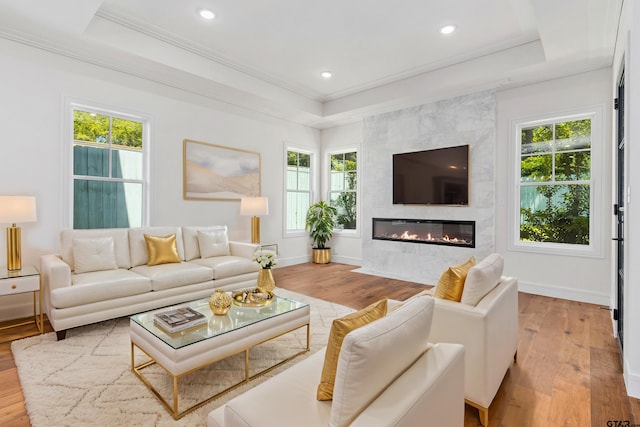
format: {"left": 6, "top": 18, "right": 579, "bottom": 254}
{"left": 154, "top": 306, "right": 207, "bottom": 333}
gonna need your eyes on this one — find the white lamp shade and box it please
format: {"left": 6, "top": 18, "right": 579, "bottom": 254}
{"left": 0, "top": 196, "right": 37, "bottom": 224}
{"left": 240, "top": 197, "right": 269, "bottom": 216}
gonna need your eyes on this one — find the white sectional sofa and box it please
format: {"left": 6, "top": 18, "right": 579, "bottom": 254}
{"left": 208, "top": 296, "right": 466, "bottom": 427}
{"left": 40, "top": 225, "right": 259, "bottom": 339}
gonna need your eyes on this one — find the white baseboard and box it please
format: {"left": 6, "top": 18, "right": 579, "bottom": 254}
{"left": 625, "top": 360, "right": 640, "bottom": 399}
{"left": 517, "top": 280, "right": 610, "bottom": 306}
{"left": 330, "top": 255, "right": 361, "bottom": 266}
{"left": 276, "top": 256, "right": 310, "bottom": 267}
{"left": 351, "top": 268, "right": 432, "bottom": 286}
{"left": 276, "top": 255, "right": 361, "bottom": 267}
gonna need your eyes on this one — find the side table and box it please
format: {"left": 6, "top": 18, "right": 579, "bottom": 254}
{"left": 257, "top": 242, "right": 279, "bottom": 254}
{"left": 0, "top": 265, "right": 43, "bottom": 335}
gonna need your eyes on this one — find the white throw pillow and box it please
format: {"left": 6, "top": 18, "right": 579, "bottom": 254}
{"left": 72, "top": 237, "right": 118, "bottom": 274}
{"left": 330, "top": 296, "right": 434, "bottom": 427}
{"left": 197, "top": 230, "right": 230, "bottom": 258}
{"left": 460, "top": 253, "right": 504, "bottom": 306}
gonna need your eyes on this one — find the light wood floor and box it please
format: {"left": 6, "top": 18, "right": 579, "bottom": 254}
{"left": 1, "top": 262, "right": 638, "bottom": 426}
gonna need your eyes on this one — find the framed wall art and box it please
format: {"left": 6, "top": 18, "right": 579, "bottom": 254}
{"left": 183, "top": 139, "right": 261, "bottom": 201}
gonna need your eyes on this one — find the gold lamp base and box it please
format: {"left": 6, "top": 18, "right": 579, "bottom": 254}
{"left": 7, "top": 224, "right": 22, "bottom": 271}
{"left": 251, "top": 216, "right": 261, "bottom": 244}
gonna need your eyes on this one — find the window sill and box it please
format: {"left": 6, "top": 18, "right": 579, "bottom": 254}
{"left": 508, "top": 241, "right": 603, "bottom": 259}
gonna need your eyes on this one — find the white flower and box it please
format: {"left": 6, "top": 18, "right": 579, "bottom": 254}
{"left": 252, "top": 249, "right": 278, "bottom": 269}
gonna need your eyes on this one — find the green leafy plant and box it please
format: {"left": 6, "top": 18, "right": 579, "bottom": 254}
{"left": 305, "top": 200, "right": 337, "bottom": 249}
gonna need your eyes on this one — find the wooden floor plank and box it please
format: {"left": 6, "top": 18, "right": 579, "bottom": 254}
{"left": 500, "top": 384, "right": 551, "bottom": 427}
{"left": 0, "top": 262, "right": 638, "bottom": 427}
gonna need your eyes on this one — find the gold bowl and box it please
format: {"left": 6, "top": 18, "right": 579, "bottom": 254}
{"left": 232, "top": 288, "right": 274, "bottom": 307}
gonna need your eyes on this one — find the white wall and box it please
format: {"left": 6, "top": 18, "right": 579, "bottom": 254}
{"left": 322, "top": 73, "right": 614, "bottom": 304}
{"left": 495, "top": 68, "right": 613, "bottom": 306}
{"left": 320, "top": 122, "right": 363, "bottom": 265}
{"left": 0, "top": 38, "right": 319, "bottom": 320}
{"left": 612, "top": 0, "right": 640, "bottom": 399}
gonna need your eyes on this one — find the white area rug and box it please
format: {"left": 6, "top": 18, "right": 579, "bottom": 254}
{"left": 12, "top": 289, "right": 352, "bottom": 427}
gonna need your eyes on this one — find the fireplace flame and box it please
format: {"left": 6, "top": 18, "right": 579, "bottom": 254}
{"left": 374, "top": 220, "right": 474, "bottom": 248}
{"left": 400, "top": 231, "right": 418, "bottom": 240}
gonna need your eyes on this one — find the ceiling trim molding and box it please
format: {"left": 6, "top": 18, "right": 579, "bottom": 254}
{"left": 94, "top": 9, "right": 324, "bottom": 101}
{"left": 0, "top": 27, "right": 329, "bottom": 127}
{"left": 94, "top": 9, "right": 541, "bottom": 105}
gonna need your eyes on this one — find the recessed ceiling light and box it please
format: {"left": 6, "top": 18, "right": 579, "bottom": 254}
{"left": 321, "top": 71, "right": 333, "bottom": 79}
{"left": 440, "top": 25, "right": 456, "bottom": 35}
{"left": 198, "top": 9, "right": 215, "bottom": 20}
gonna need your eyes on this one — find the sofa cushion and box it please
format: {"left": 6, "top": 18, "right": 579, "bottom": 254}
{"left": 129, "top": 227, "right": 184, "bottom": 267}
{"left": 461, "top": 253, "right": 504, "bottom": 306}
{"left": 130, "top": 262, "right": 212, "bottom": 291}
{"left": 190, "top": 256, "right": 258, "bottom": 279}
{"left": 433, "top": 256, "right": 475, "bottom": 302}
{"left": 61, "top": 228, "right": 131, "bottom": 270}
{"left": 198, "top": 230, "right": 230, "bottom": 258}
{"left": 51, "top": 269, "right": 151, "bottom": 308}
{"left": 182, "top": 226, "right": 229, "bottom": 261}
{"left": 317, "top": 299, "right": 387, "bottom": 401}
{"left": 144, "top": 234, "right": 181, "bottom": 266}
{"left": 330, "top": 296, "right": 434, "bottom": 427}
{"left": 72, "top": 237, "right": 118, "bottom": 274}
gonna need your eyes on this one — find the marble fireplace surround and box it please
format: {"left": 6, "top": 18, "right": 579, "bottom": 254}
{"left": 359, "top": 90, "right": 496, "bottom": 286}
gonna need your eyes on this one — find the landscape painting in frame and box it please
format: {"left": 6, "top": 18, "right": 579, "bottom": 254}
{"left": 183, "top": 139, "right": 261, "bottom": 200}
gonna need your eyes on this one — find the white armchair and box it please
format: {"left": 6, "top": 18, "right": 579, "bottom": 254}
{"left": 428, "top": 276, "right": 519, "bottom": 426}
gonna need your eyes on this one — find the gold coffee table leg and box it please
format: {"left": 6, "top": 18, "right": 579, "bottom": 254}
{"left": 131, "top": 322, "right": 310, "bottom": 420}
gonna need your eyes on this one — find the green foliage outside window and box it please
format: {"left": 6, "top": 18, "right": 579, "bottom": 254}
{"left": 519, "top": 118, "right": 591, "bottom": 245}
{"left": 74, "top": 111, "right": 142, "bottom": 149}
{"left": 329, "top": 152, "right": 357, "bottom": 230}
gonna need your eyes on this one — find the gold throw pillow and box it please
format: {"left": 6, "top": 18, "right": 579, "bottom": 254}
{"left": 433, "top": 256, "right": 476, "bottom": 302}
{"left": 144, "top": 234, "right": 181, "bottom": 266}
{"left": 317, "top": 298, "right": 388, "bottom": 401}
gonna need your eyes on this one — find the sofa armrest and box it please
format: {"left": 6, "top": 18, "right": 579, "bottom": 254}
{"left": 228, "top": 241, "right": 259, "bottom": 259}
{"left": 40, "top": 254, "right": 72, "bottom": 292}
{"left": 40, "top": 254, "right": 72, "bottom": 317}
{"left": 351, "top": 343, "right": 465, "bottom": 427}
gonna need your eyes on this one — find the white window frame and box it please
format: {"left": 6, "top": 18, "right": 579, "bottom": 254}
{"left": 64, "top": 98, "right": 150, "bottom": 229}
{"left": 283, "top": 147, "right": 313, "bottom": 237}
{"left": 327, "top": 148, "right": 360, "bottom": 236}
{"left": 508, "top": 106, "right": 604, "bottom": 258}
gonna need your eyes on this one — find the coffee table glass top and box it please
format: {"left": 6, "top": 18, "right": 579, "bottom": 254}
{"left": 130, "top": 294, "right": 308, "bottom": 349}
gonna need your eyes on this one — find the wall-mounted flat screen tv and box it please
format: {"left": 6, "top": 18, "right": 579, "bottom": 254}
{"left": 393, "top": 144, "right": 469, "bottom": 205}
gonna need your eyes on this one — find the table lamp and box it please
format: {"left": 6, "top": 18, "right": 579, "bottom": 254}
{"left": 240, "top": 197, "right": 269, "bottom": 244}
{"left": 0, "top": 196, "right": 37, "bottom": 271}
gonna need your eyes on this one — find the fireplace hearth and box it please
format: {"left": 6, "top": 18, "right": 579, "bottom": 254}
{"left": 372, "top": 218, "right": 475, "bottom": 248}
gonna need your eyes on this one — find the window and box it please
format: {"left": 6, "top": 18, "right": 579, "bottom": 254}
{"left": 329, "top": 151, "right": 357, "bottom": 231}
{"left": 71, "top": 106, "right": 148, "bottom": 229}
{"left": 513, "top": 111, "right": 601, "bottom": 255}
{"left": 286, "top": 150, "right": 311, "bottom": 233}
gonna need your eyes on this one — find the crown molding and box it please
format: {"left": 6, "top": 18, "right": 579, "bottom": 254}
{"left": 95, "top": 9, "right": 325, "bottom": 102}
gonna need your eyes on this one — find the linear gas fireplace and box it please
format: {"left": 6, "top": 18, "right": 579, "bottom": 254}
{"left": 372, "top": 218, "right": 475, "bottom": 248}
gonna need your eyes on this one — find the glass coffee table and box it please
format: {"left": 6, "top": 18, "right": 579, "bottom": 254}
{"left": 130, "top": 294, "right": 310, "bottom": 419}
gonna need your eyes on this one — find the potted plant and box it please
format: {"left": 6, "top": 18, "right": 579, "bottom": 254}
{"left": 305, "top": 200, "right": 337, "bottom": 264}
